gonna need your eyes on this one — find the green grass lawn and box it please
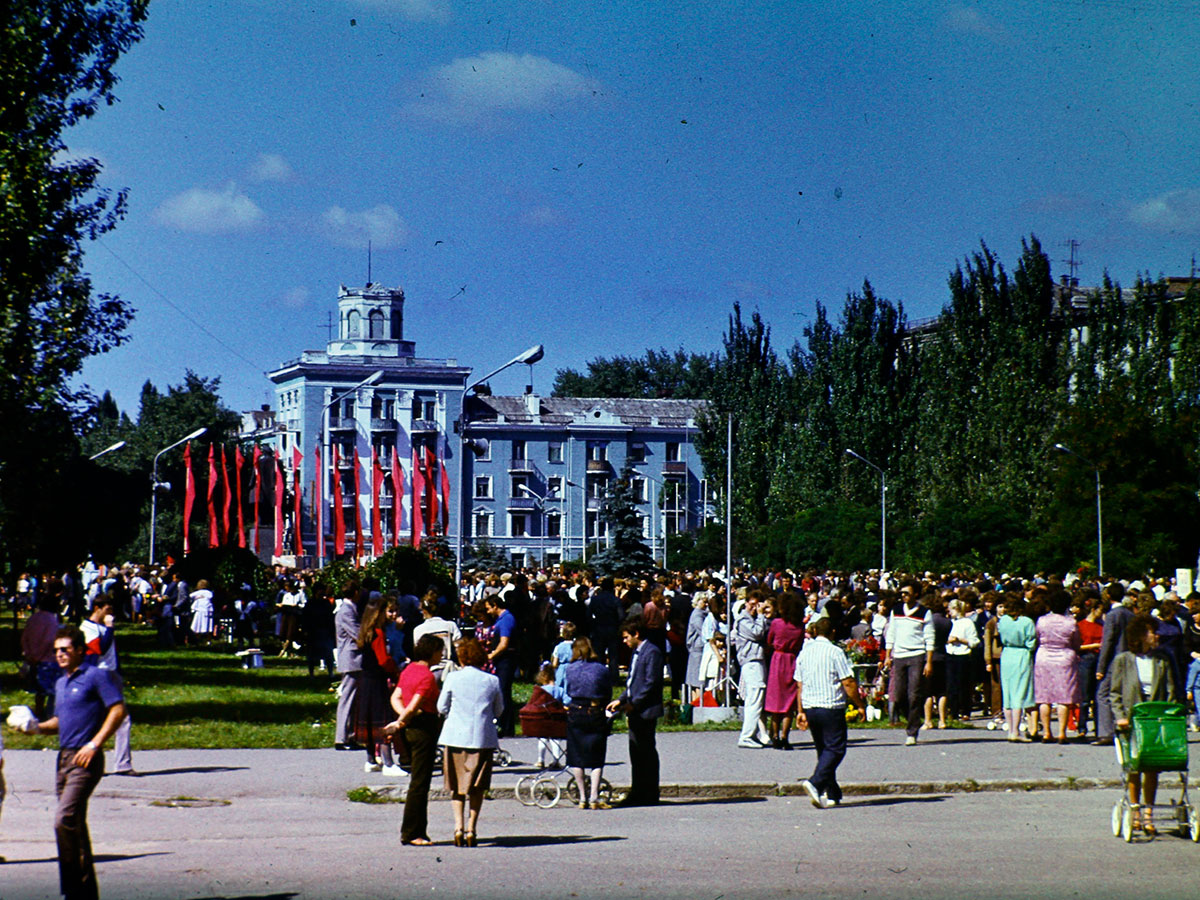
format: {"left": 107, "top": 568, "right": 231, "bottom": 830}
{"left": 1, "top": 619, "right": 784, "bottom": 749}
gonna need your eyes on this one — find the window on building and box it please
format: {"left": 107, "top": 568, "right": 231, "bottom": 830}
{"left": 474, "top": 511, "right": 492, "bottom": 538}
{"left": 512, "top": 439, "right": 527, "bottom": 460}
{"left": 586, "top": 440, "right": 607, "bottom": 462}
{"left": 371, "top": 395, "right": 395, "bottom": 420}
{"left": 586, "top": 512, "right": 607, "bottom": 539}
{"left": 347, "top": 309, "right": 361, "bottom": 338}
{"left": 665, "top": 511, "right": 681, "bottom": 535}
{"left": 342, "top": 398, "right": 355, "bottom": 420}
{"left": 474, "top": 476, "right": 492, "bottom": 499}
{"left": 391, "top": 311, "right": 402, "bottom": 339}
{"left": 511, "top": 475, "right": 528, "bottom": 496}
{"left": 632, "top": 477, "right": 647, "bottom": 503}
{"left": 629, "top": 442, "right": 646, "bottom": 463}
{"left": 640, "top": 515, "right": 650, "bottom": 538}
{"left": 587, "top": 475, "right": 608, "bottom": 499}
{"left": 665, "top": 441, "right": 681, "bottom": 462}
{"left": 510, "top": 513, "right": 528, "bottom": 537}
{"left": 547, "top": 512, "right": 562, "bottom": 538}
{"left": 547, "top": 475, "right": 563, "bottom": 497}
{"left": 369, "top": 309, "right": 385, "bottom": 338}
{"left": 547, "top": 441, "right": 563, "bottom": 463}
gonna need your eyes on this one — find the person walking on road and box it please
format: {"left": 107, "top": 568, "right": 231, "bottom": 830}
{"left": 608, "top": 619, "right": 664, "bottom": 806}
{"left": 28, "top": 626, "right": 127, "bottom": 900}
{"left": 795, "top": 616, "right": 866, "bottom": 809}
{"left": 334, "top": 579, "right": 364, "bottom": 750}
{"left": 80, "top": 594, "right": 134, "bottom": 775}
{"left": 882, "top": 584, "right": 934, "bottom": 745}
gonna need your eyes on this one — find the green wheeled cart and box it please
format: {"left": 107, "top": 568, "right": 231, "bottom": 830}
{"left": 1109, "top": 701, "right": 1197, "bottom": 842}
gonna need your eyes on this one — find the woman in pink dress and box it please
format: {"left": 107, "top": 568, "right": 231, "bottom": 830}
{"left": 764, "top": 593, "right": 806, "bottom": 749}
{"left": 1033, "top": 589, "right": 1082, "bottom": 743}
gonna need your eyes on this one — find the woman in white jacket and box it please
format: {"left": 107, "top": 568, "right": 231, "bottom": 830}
{"left": 437, "top": 637, "right": 504, "bottom": 847}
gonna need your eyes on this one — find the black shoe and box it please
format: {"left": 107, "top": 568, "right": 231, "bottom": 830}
{"left": 1092, "top": 737, "right": 1113, "bottom": 746}
{"left": 335, "top": 741, "right": 363, "bottom": 752}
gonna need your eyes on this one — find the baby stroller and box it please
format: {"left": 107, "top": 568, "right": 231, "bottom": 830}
{"left": 1110, "top": 701, "right": 1198, "bottom": 842}
{"left": 515, "top": 697, "right": 613, "bottom": 808}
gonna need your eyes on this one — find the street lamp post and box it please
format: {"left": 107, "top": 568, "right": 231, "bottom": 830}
{"left": 845, "top": 448, "right": 887, "bottom": 572}
{"left": 518, "top": 484, "right": 547, "bottom": 567}
{"left": 455, "top": 345, "right": 544, "bottom": 587}
{"left": 89, "top": 440, "right": 127, "bottom": 461}
{"left": 321, "top": 370, "right": 384, "bottom": 564}
{"left": 150, "top": 427, "right": 207, "bottom": 565}
{"left": 1054, "top": 442, "right": 1103, "bottom": 577}
{"left": 566, "top": 477, "right": 587, "bottom": 563}
{"left": 642, "top": 471, "right": 669, "bottom": 569}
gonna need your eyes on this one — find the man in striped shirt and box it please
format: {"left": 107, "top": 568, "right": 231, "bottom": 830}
{"left": 794, "top": 616, "right": 865, "bottom": 808}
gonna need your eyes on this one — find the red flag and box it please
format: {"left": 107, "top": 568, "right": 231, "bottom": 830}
{"left": 424, "top": 444, "right": 438, "bottom": 533}
{"left": 439, "top": 438, "right": 451, "bottom": 533}
{"left": 412, "top": 447, "right": 425, "bottom": 549}
{"left": 235, "top": 445, "right": 246, "bottom": 548}
{"left": 332, "top": 444, "right": 345, "bottom": 555}
{"left": 293, "top": 446, "right": 305, "bottom": 557}
{"left": 315, "top": 444, "right": 324, "bottom": 560}
{"left": 391, "top": 445, "right": 404, "bottom": 548}
{"left": 221, "top": 445, "right": 232, "bottom": 544}
{"left": 183, "top": 442, "right": 195, "bottom": 555}
{"left": 252, "top": 445, "right": 262, "bottom": 554}
{"left": 207, "top": 444, "right": 219, "bottom": 549}
{"left": 274, "top": 455, "right": 285, "bottom": 557}
{"left": 352, "top": 447, "right": 364, "bottom": 562}
{"left": 371, "top": 447, "right": 384, "bottom": 557}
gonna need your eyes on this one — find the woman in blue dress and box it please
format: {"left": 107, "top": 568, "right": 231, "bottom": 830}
{"left": 563, "top": 637, "right": 614, "bottom": 809}
{"left": 997, "top": 595, "right": 1037, "bottom": 742}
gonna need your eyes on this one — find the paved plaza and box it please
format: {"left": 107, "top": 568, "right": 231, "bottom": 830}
{"left": 2, "top": 729, "right": 1197, "bottom": 898}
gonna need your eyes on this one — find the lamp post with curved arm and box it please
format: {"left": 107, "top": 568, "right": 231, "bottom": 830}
{"left": 150, "top": 427, "right": 207, "bottom": 564}
{"left": 455, "top": 345, "right": 545, "bottom": 587}
{"left": 845, "top": 448, "right": 887, "bottom": 572}
{"left": 1054, "top": 442, "right": 1103, "bottom": 577}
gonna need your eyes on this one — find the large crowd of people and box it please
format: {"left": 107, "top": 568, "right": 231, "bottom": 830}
{"left": 6, "top": 558, "right": 1200, "bottom": 863}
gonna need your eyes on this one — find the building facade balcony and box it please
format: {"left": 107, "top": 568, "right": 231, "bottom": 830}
{"left": 506, "top": 496, "right": 539, "bottom": 511}
{"left": 411, "top": 418, "right": 438, "bottom": 433}
{"left": 662, "top": 461, "right": 687, "bottom": 476}
{"left": 508, "top": 458, "right": 535, "bottom": 473}
{"left": 586, "top": 459, "right": 612, "bottom": 473}
{"left": 370, "top": 417, "right": 397, "bottom": 431}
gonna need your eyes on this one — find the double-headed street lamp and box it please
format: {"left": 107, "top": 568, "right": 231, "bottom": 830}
{"left": 845, "top": 448, "right": 887, "bottom": 572}
{"left": 455, "top": 344, "right": 545, "bottom": 586}
{"left": 1054, "top": 442, "right": 1103, "bottom": 577}
{"left": 150, "top": 427, "right": 207, "bottom": 565}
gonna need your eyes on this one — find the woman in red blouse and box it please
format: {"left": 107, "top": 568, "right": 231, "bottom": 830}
{"left": 1075, "top": 594, "right": 1106, "bottom": 739}
{"left": 388, "top": 634, "right": 444, "bottom": 845}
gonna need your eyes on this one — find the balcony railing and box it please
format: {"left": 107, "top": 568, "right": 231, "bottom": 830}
{"left": 586, "top": 459, "right": 611, "bottom": 473}
{"left": 508, "top": 458, "right": 535, "bottom": 473}
{"left": 506, "top": 496, "right": 539, "bottom": 511}
{"left": 663, "top": 461, "right": 687, "bottom": 476}
{"left": 411, "top": 418, "right": 438, "bottom": 433}
{"left": 370, "top": 417, "right": 397, "bottom": 431}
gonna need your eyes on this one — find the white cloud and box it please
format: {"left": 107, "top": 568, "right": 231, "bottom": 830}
{"left": 406, "top": 52, "right": 603, "bottom": 126}
{"left": 277, "top": 286, "right": 311, "bottom": 308}
{"left": 944, "top": 4, "right": 1004, "bottom": 40}
{"left": 249, "top": 153, "right": 294, "bottom": 183}
{"left": 321, "top": 204, "right": 408, "bottom": 248}
{"left": 356, "top": 0, "right": 451, "bottom": 23}
{"left": 155, "top": 182, "right": 263, "bottom": 232}
{"left": 1130, "top": 189, "right": 1200, "bottom": 233}
{"left": 518, "top": 205, "right": 567, "bottom": 228}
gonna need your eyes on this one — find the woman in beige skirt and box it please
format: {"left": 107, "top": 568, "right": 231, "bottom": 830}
{"left": 436, "top": 637, "right": 504, "bottom": 846}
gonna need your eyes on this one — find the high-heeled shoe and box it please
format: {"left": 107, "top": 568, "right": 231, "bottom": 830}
{"left": 453, "top": 829, "right": 465, "bottom": 847}
{"left": 464, "top": 831, "right": 477, "bottom": 847}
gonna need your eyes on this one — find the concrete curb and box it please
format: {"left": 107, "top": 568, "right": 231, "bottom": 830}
{"left": 355, "top": 776, "right": 1129, "bottom": 804}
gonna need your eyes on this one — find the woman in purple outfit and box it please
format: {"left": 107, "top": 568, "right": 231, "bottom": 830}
{"left": 764, "top": 592, "right": 806, "bottom": 749}
{"left": 1034, "top": 589, "right": 1082, "bottom": 743}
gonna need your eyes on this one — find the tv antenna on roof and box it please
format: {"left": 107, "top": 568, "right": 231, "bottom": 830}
{"left": 367, "top": 240, "right": 372, "bottom": 286}
{"left": 1061, "top": 239, "right": 1081, "bottom": 287}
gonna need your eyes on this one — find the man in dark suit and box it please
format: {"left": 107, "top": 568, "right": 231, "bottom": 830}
{"left": 608, "top": 618, "right": 664, "bottom": 806}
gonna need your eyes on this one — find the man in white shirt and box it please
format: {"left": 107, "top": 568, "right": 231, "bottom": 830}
{"left": 794, "top": 616, "right": 865, "bottom": 808}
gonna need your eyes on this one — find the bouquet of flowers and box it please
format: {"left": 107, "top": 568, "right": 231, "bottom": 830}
{"left": 843, "top": 635, "right": 880, "bottom": 665}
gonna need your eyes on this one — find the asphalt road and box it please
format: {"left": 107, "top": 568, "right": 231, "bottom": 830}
{"left": 2, "top": 785, "right": 1197, "bottom": 899}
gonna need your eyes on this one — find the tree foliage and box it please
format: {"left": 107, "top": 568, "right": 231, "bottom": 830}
{"left": 552, "top": 347, "right": 717, "bottom": 399}
{"left": 0, "top": 1, "right": 147, "bottom": 570}
{"left": 590, "top": 462, "right": 656, "bottom": 575}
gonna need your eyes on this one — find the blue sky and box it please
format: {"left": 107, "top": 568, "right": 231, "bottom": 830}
{"left": 71, "top": 0, "right": 1200, "bottom": 414}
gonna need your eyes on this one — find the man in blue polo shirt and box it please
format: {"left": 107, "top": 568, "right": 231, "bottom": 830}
{"left": 33, "top": 626, "right": 126, "bottom": 900}
{"left": 485, "top": 596, "right": 518, "bottom": 736}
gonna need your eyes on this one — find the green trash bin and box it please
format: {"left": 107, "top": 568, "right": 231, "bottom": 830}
{"left": 1128, "top": 701, "right": 1189, "bottom": 771}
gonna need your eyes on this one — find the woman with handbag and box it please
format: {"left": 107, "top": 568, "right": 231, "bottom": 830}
{"left": 388, "top": 634, "right": 443, "bottom": 846}
{"left": 437, "top": 637, "right": 504, "bottom": 847}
